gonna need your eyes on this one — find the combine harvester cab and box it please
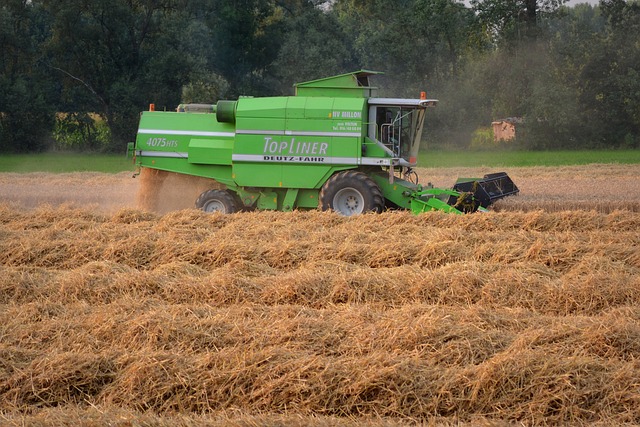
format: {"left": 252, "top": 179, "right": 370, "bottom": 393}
{"left": 130, "top": 70, "right": 518, "bottom": 215}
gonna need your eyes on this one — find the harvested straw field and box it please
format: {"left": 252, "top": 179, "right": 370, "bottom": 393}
{"left": 1, "top": 164, "right": 639, "bottom": 426}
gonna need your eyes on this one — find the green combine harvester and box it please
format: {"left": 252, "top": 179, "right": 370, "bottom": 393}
{"left": 129, "top": 70, "right": 518, "bottom": 215}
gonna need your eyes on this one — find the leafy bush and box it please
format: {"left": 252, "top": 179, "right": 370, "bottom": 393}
{"left": 53, "top": 113, "right": 111, "bottom": 152}
{"left": 470, "top": 126, "right": 496, "bottom": 149}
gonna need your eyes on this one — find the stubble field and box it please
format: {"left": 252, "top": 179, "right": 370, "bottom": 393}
{"left": 0, "top": 164, "right": 639, "bottom": 426}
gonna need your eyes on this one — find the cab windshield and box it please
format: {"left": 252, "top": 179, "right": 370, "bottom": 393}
{"left": 371, "top": 104, "right": 426, "bottom": 166}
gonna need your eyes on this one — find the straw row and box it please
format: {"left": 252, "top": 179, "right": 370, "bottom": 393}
{"left": 1, "top": 201, "right": 639, "bottom": 426}
{"left": 2, "top": 301, "right": 639, "bottom": 422}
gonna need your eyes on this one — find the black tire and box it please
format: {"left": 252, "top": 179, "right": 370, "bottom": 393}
{"left": 319, "top": 171, "right": 384, "bottom": 216}
{"left": 195, "top": 189, "right": 239, "bottom": 214}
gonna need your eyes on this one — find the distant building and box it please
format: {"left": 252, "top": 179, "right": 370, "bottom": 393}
{"left": 491, "top": 117, "right": 522, "bottom": 142}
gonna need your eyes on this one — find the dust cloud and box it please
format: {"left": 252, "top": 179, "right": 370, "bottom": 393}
{"left": 136, "top": 168, "right": 223, "bottom": 213}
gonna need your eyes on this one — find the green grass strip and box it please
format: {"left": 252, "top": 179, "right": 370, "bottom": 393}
{"left": 0, "top": 153, "right": 135, "bottom": 173}
{"left": 419, "top": 149, "right": 640, "bottom": 168}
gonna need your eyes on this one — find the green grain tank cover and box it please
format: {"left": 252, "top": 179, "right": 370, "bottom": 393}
{"left": 294, "top": 70, "right": 382, "bottom": 98}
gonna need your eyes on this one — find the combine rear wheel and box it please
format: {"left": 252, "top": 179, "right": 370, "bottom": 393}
{"left": 320, "top": 171, "right": 384, "bottom": 216}
{"left": 196, "top": 189, "right": 239, "bottom": 214}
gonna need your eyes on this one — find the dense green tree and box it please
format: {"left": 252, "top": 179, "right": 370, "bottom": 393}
{"left": 43, "top": 0, "right": 194, "bottom": 151}
{"left": 0, "top": 1, "right": 56, "bottom": 152}
{"left": 270, "top": 2, "right": 355, "bottom": 93}
{"left": 535, "top": 4, "right": 604, "bottom": 148}
{"left": 471, "top": 0, "right": 568, "bottom": 45}
{"left": 181, "top": 0, "right": 349, "bottom": 98}
{"left": 412, "top": 0, "right": 482, "bottom": 78}
{"left": 188, "top": 0, "right": 285, "bottom": 97}
{"left": 534, "top": 1, "right": 640, "bottom": 148}
{"left": 1, "top": 0, "right": 639, "bottom": 153}
{"left": 333, "top": 0, "right": 478, "bottom": 97}
{"left": 447, "top": 0, "right": 640, "bottom": 150}
{"left": 177, "top": 13, "right": 229, "bottom": 104}
{"left": 579, "top": 0, "right": 640, "bottom": 147}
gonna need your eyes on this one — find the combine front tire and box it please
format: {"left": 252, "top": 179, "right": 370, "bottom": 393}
{"left": 196, "top": 189, "right": 239, "bottom": 214}
{"left": 320, "top": 171, "right": 384, "bottom": 216}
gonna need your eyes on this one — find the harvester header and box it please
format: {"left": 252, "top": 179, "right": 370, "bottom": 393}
{"left": 130, "top": 70, "right": 518, "bottom": 215}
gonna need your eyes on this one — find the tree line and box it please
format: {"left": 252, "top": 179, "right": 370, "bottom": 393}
{"left": 1, "top": 0, "right": 638, "bottom": 153}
